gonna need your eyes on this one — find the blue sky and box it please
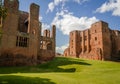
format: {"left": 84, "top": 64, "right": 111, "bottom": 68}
{"left": 19, "top": 0, "right": 120, "bottom": 54}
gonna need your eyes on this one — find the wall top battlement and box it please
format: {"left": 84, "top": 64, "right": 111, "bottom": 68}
{"left": 92, "top": 20, "right": 108, "bottom": 25}
{"left": 30, "top": 3, "right": 40, "bottom": 8}
{"left": 64, "top": 20, "right": 120, "bottom": 61}
{"left": 19, "top": 11, "right": 29, "bottom": 15}
{"left": 70, "top": 20, "right": 109, "bottom": 34}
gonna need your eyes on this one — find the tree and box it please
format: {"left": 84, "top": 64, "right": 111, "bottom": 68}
{"left": 0, "top": 0, "right": 7, "bottom": 45}
{"left": 0, "top": 0, "right": 7, "bottom": 25}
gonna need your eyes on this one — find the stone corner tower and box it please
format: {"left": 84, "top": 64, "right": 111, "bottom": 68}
{"left": 28, "top": 3, "right": 40, "bottom": 60}
{"left": 52, "top": 25, "right": 56, "bottom": 53}
{"left": 1, "top": 0, "right": 19, "bottom": 49}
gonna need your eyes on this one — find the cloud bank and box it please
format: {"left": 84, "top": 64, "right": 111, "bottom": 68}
{"left": 96, "top": 0, "right": 120, "bottom": 16}
{"left": 52, "top": 10, "right": 98, "bottom": 35}
{"left": 56, "top": 44, "right": 69, "bottom": 54}
{"left": 47, "top": 0, "right": 89, "bottom": 13}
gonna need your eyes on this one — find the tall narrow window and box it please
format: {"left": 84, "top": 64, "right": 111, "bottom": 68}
{"left": 85, "top": 45, "right": 87, "bottom": 52}
{"left": 95, "top": 37, "right": 97, "bottom": 41}
{"left": 95, "top": 30, "right": 96, "bottom": 33}
{"left": 89, "top": 35, "right": 91, "bottom": 39}
{"left": 80, "top": 37, "right": 82, "bottom": 42}
{"left": 89, "top": 45, "right": 91, "bottom": 51}
{"left": 16, "top": 36, "right": 19, "bottom": 46}
{"left": 0, "top": 35, "right": 2, "bottom": 46}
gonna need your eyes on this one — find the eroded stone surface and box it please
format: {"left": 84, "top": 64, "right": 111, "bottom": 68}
{"left": 64, "top": 21, "right": 120, "bottom": 61}
{"left": 0, "top": 0, "right": 56, "bottom": 66}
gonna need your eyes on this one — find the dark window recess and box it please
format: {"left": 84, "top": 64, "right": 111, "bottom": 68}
{"left": 89, "top": 45, "right": 91, "bottom": 51}
{"left": 95, "top": 30, "right": 96, "bottom": 33}
{"left": 85, "top": 46, "right": 87, "bottom": 52}
{"left": 80, "top": 48, "right": 82, "bottom": 52}
{"left": 47, "top": 43, "right": 52, "bottom": 50}
{"left": 16, "top": 36, "right": 29, "bottom": 47}
{"left": 95, "top": 37, "right": 97, "bottom": 41}
{"left": 0, "top": 34, "right": 2, "bottom": 45}
{"left": 89, "top": 35, "right": 91, "bottom": 39}
{"left": 80, "top": 37, "right": 82, "bottom": 42}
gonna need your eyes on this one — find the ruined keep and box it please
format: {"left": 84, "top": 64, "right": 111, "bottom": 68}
{"left": 0, "top": 0, "right": 56, "bottom": 66}
{"left": 64, "top": 21, "right": 120, "bottom": 61}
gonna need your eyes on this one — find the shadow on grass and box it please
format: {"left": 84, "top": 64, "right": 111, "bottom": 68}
{"left": 0, "top": 75, "right": 55, "bottom": 84}
{"left": 0, "top": 57, "right": 91, "bottom": 74}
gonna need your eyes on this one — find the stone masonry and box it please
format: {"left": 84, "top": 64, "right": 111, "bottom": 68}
{"left": 64, "top": 21, "right": 120, "bottom": 61}
{"left": 0, "top": 0, "right": 56, "bottom": 66}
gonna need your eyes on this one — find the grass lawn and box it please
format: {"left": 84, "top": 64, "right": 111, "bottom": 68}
{"left": 0, "top": 57, "right": 120, "bottom": 84}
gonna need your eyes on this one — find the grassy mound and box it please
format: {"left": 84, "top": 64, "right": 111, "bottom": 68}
{"left": 0, "top": 57, "right": 120, "bottom": 84}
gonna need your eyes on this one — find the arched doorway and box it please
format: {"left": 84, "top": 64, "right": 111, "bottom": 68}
{"left": 46, "top": 42, "right": 52, "bottom": 50}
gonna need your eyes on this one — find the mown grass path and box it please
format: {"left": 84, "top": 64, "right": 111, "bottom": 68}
{"left": 0, "top": 57, "right": 120, "bottom": 84}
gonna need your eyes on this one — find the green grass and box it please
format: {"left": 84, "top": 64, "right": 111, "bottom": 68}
{"left": 0, "top": 57, "right": 120, "bottom": 84}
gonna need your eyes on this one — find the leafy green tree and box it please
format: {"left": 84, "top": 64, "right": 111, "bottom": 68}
{"left": 0, "top": 0, "right": 7, "bottom": 45}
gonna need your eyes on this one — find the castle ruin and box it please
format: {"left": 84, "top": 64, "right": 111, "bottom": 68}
{"left": 0, "top": 0, "right": 56, "bottom": 66}
{"left": 64, "top": 21, "right": 120, "bottom": 61}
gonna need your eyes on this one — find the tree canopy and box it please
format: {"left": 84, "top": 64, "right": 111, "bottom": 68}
{"left": 0, "top": 0, "right": 7, "bottom": 44}
{"left": 0, "top": 0, "right": 7, "bottom": 20}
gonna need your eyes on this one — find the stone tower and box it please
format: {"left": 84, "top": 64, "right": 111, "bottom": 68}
{"left": 64, "top": 21, "right": 119, "bottom": 61}
{"left": 28, "top": 3, "right": 40, "bottom": 60}
{"left": 69, "top": 31, "right": 79, "bottom": 57}
{"left": 52, "top": 25, "right": 56, "bottom": 53}
{"left": 100, "top": 22, "right": 112, "bottom": 60}
{"left": 1, "top": 0, "right": 19, "bottom": 50}
{"left": 91, "top": 21, "right": 112, "bottom": 60}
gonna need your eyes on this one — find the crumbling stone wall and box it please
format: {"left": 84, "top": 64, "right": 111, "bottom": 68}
{"left": 38, "top": 50, "right": 55, "bottom": 62}
{"left": 64, "top": 48, "right": 70, "bottom": 57}
{"left": 0, "top": 0, "right": 56, "bottom": 66}
{"left": 18, "top": 11, "right": 29, "bottom": 33}
{"left": 64, "top": 21, "right": 120, "bottom": 61}
{"left": 0, "top": 52, "right": 36, "bottom": 66}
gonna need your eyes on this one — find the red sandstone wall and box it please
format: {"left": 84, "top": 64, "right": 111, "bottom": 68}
{"left": 64, "top": 21, "right": 119, "bottom": 61}
{"left": 64, "top": 48, "right": 70, "bottom": 57}
{"left": 69, "top": 31, "right": 80, "bottom": 57}
{"left": 0, "top": 47, "right": 37, "bottom": 66}
{"left": 38, "top": 50, "right": 55, "bottom": 62}
{"left": 0, "top": 0, "right": 56, "bottom": 66}
{"left": 102, "top": 23, "right": 112, "bottom": 60}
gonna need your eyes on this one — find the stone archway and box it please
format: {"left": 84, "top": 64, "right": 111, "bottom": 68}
{"left": 96, "top": 48, "right": 102, "bottom": 60}
{"left": 46, "top": 42, "right": 52, "bottom": 50}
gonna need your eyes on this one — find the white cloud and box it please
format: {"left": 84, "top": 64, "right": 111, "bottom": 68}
{"left": 47, "top": 0, "right": 89, "bottom": 13}
{"left": 56, "top": 44, "right": 69, "bottom": 54}
{"left": 39, "top": 16, "right": 43, "bottom": 21}
{"left": 42, "top": 23, "right": 50, "bottom": 30}
{"left": 52, "top": 10, "right": 98, "bottom": 35}
{"left": 48, "top": 2, "right": 55, "bottom": 12}
{"left": 74, "top": 0, "right": 88, "bottom": 4}
{"left": 74, "top": 0, "right": 82, "bottom": 3}
{"left": 41, "top": 23, "right": 50, "bottom": 33}
{"left": 47, "top": 0, "right": 67, "bottom": 13}
{"left": 95, "top": 0, "right": 120, "bottom": 16}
